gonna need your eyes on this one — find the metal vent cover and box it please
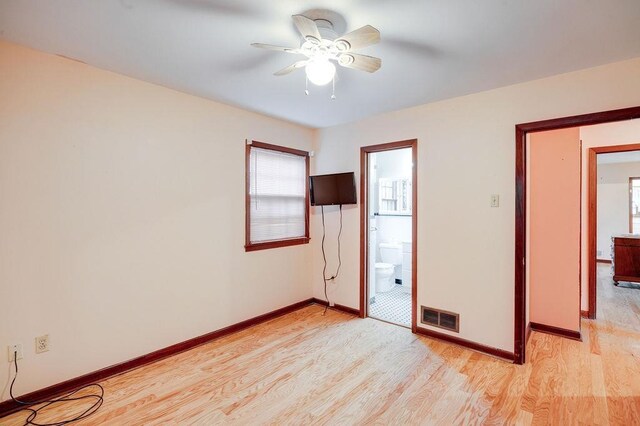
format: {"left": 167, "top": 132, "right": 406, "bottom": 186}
{"left": 421, "top": 307, "right": 439, "bottom": 326}
{"left": 421, "top": 306, "right": 459, "bottom": 333}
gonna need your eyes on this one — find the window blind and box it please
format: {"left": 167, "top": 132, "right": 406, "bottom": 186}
{"left": 249, "top": 146, "right": 306, "bottom": 243}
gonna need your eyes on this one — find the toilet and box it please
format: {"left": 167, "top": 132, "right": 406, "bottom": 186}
{"left": 375, "top": 243, "right": 402, "bottom": 292}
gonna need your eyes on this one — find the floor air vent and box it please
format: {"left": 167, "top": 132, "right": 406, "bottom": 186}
{"left": 421, "top": 306, "right": 459, "bottom": 332}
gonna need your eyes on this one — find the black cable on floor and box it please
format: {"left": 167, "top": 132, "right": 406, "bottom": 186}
{"left": 321, "top": 205, "right": 329, "bottom": 315}
{"left": 320, "top": 205, "right": 343, "bottom": 315}
{"left": 335, "top": 205, "right": 343, "bottom": 279}
{"left": 10, "top": 351, "right": 104, "bottom": 426}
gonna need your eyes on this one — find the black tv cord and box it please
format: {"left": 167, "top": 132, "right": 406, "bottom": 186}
{"left": 320, "top": 204, "right": 343, "bottom": 315}
{"left": 9, "top": 351, "right": 104, "bottom": 426}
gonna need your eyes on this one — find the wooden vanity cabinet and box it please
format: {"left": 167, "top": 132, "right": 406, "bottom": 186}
{"left": 612, "top": 235, "right": 640, "bottom": 285}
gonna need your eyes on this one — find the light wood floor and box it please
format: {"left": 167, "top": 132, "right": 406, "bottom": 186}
{"left": 3, "top": 265, "right": 640, "bottom": 425}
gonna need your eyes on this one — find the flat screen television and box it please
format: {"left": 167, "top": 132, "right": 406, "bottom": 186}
{"left": 309, "top": 172, "right": 357, "bottom": 206}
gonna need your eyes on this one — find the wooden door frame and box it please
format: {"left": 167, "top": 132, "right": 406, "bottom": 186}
{"left": 588, "top": 144, "right": 640, "bottom": 319}
{"left": 360, "top": 139, "right": 418, "bottom": 332}
{"left": 515, "top": 106, "right": 640, "bottom": 365}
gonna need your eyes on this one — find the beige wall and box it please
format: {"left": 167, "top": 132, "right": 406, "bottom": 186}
{"left": 312, "top": 57, "right": 640, "bottom": 352}
{"left": 598, "top": 160, "right": 640, "bottom": 184}
{"left": 597, "top": 183, "right": 627, "bottom": 260}
{"left": 0, "top": 41, "right": 314, "bottom": 400}
{"left": 597, "top": 161, "right": 640, "bottom": 260}
{"left": 2, "top": 36, "right": 640, "bottom": 398}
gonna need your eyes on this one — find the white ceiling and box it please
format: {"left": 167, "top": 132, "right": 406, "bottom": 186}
{"left": 1, "top": 1, "right": 640, "bottom": 128}
{"left": 598, "top": 151, "right": 640, "bottom": 165}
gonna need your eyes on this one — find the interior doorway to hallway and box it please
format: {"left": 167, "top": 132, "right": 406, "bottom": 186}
{"left": 514, "top": 106, "right": 640, "bottom": 365}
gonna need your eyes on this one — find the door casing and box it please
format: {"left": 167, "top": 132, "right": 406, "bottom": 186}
{"left": 360, "top": 139, "right": 418, "bottom": 332}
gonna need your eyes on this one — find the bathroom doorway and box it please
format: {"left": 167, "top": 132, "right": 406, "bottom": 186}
{"left": 360, "top": 140, "right": 417, "bottom": 331}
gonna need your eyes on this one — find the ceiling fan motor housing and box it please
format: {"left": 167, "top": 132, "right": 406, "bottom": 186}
{"left": 314, "top": 19, "right": 338, "bottom": 41}
{"left": 310, "top": 18, "right": 352, "bottom": 52}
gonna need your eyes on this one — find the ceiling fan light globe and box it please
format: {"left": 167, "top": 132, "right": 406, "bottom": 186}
{"left": 305, "top": 59, "right": 335, "bottom": 86}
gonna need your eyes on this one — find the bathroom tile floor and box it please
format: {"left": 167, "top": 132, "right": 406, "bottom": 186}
{"left": 369, "top": 284, "right": 411, "bottom": 327}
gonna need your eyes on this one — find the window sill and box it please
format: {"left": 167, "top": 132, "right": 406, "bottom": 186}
{"left": 374, "top": 213, "right": 412, "bottom": 217}
{"left": 245, "top": 237, "right": 310, "bottom": 252}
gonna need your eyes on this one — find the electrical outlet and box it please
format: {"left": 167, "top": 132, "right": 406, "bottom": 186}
{"left": 8, "top": 344, "right": 23, "bottom": 362}
{"left": 491, "top": 194, "right": 500, "bottom": 208}
{"left": 35, "top": 334, "right": 50, "bottom": 354}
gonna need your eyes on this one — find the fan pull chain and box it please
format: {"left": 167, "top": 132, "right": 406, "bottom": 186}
{"left": 305, "top": 76, "right": 309, "bottom": 96}
{"left": 331, "top": 76, "right": 336, "bottom": 100}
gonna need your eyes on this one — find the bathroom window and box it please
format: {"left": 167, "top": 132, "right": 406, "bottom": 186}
{"left": 631, "top": 177, "right": 640, "bottom": 233}
{"left": 378, "top": 178, "right": 412, "bottom": 215}
{"left": 245, "top": 141, "right": 310, "bottom": 251}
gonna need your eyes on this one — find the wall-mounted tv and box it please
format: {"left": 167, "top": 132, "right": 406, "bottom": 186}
{"left": 309, "top": 172, "right": 357, "bottom": 206}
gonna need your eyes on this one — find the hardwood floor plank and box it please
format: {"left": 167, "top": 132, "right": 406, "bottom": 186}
{"left": 3, "top": 266, "right": 640, "bottom": 425}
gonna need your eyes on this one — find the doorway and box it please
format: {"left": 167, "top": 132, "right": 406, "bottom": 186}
{"left": 360, "top": 140, "right": 417, "bottom": 331}
{"left": 589, "top": 144, "right": 640, "bottom": 318}
{"left": 515, "top": 106, "right": 640, "bottom": 365}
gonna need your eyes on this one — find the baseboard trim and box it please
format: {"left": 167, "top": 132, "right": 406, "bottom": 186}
{"left": 596, "top": 259, "right": 612, "bottom": 264}
{"left": 0, "top": 298, "right": 315, "bottom": 418}
{"left": 311, "top": 298, "right": 360, "bottom": 316}
{"left": 415, "top": 326, "right": 515, "bottom": 362}
{"left": 530, "top": 321, "right": 581, "bottom": 341}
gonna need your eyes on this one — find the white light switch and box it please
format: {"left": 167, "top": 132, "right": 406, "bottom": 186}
{"left": 491, "top": 194, "right": 500, "bottom": 208}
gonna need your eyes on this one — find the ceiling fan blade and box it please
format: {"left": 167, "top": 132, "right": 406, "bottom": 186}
{"left": 274, "top": 61, "right": 308, "bottom": 76}
{"left": 292, "top": 14, "right": 322, "bottom": 42}
{"left": 251, "top": 43, "right": 300, "bottom": 54}
{"left": 334, "top": 25, "right": 380, "bottom": 51}
{"left": 338, "top": 53, "right": 381, "bottom": 73}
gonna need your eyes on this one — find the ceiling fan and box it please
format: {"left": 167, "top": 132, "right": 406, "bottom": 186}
{"left": 251, "top": 13, "right": 381, "bottom": 96}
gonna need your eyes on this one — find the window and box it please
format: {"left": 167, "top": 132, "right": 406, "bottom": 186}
{"left": 245, "top": 141, "right": 309, "bottom": 251}
{"left": 630, "top": 177, "right": 640, "bottom": 234}
{"left": 378, "top": 178, "right": 412, "bottom": 215}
